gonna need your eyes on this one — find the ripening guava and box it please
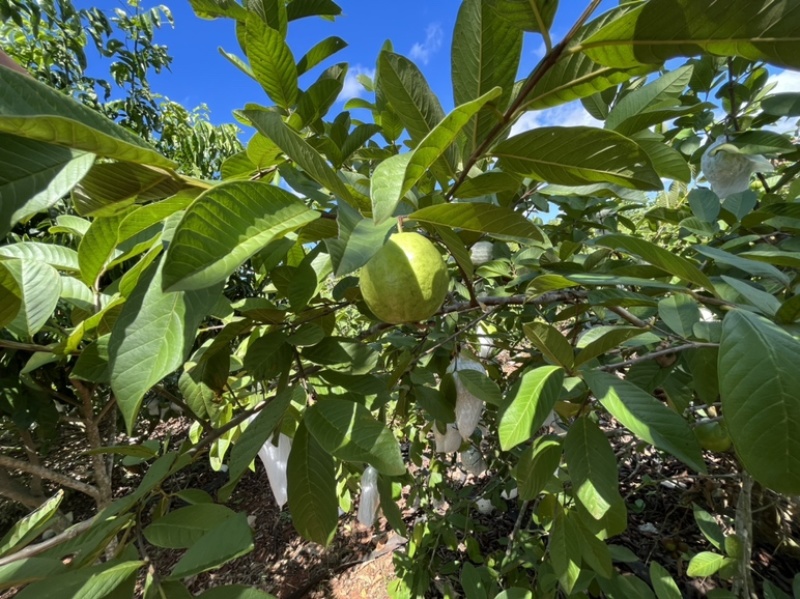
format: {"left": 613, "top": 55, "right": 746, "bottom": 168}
{"left": 694, "top": 420, "right": 732, "bottom": 453}
{"left": 359, "top": 232, "right": 448, "bottom": 324}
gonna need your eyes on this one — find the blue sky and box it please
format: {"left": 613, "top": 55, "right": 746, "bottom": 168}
{"left": 75, "top": 0, "right": 620, "bottom": 128}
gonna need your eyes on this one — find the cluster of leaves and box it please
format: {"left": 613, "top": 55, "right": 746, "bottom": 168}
{"left": 1, "top": 0, "right": 800, "bottom": 597}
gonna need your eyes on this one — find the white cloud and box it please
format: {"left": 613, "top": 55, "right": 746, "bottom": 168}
{"left": 409, "top": 23, "right": 443, "bottom": 65}
{"left": 768, "top": 68, "right": 800, "bottom": 94}
{"left": 337, "top": 65, "right": 375, "bottom": 103}
{"left": 510, "top": 101, "right": 602, "bottom": 136}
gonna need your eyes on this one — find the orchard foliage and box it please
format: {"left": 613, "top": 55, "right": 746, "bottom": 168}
{"left": 1, "top": 0, "right": 800, "bottom": 597}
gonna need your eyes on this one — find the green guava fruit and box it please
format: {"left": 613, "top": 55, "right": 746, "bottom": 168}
{"left": 359, "top": 232, "right": 448, "bottom": 324}
{"left": 694, "top": 421, "right": 732, "bottom": 453}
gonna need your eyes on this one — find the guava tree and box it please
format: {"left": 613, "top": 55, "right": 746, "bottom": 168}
{"left": 1, "top": 0, "right": 800, "bottom": 597}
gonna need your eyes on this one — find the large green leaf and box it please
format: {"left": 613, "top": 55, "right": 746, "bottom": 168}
{"left": 516, "top": 435, "right": 562, "bottom": 500}
{"left": 0, "top": 262, "right": 22, "bottom": 329}
{"left": 579, "top": 0, "right": 800, "bottom": 71}
{"left": 549, "top": 507, "right": 582, "bottom": 595}
{"left": 452, "top": 0, "right": 522, "bottom": 158}
{"left": 0, "top": 558, "right": 65, "bottom": 591}
{"left": 14, "top": 560, "right": 143, "bottom": 599}
{"left": 0, "top": 134, "right": 94, "bottom": 237}
{"left": 485, "top": 0, "right": 558, "bottom": 33}
{"left": 650, "top": 561, "right": 682, "bottom": 599}
{"left": 371, "top": 88, "right": 502, "bottom": 224}
{"left": 2, "top": 259, "right": 61, "bottom": 338}
{"left": 0, "top": 491, "right": 63, "bottom": 557}
{"left": 493, "top": 127, "right": 662, "bottom": 191}
{"left": 245, "top": 16, "right": 298, "bottom": 109}
{"left": 78, "top": 212, "right": 128, "bottom": 286}
{"left": 109, "top": 256, "right": 221, "bottom": 432}
{"left": 162, "top": 181, "right": 319, "bottom": 292}
{"left": 144, "top": 504, "right": 238, "bottom": 549}
{"left": 524, "top": 5, "right": 651, "bottom": 109}
{"left": 242, "top": 110, "right": 358, "bottom": 207}
{"left": 719, "top": 310, "right": 800, "bottom": 494}
{"left": 0, "top": 242, "right": 79, "bottom": 273}
{"left": 499, "top": 366, "right": 564, "bottom": 450}
{"left": 287, "top": 423, "right": 338, "bottom": 545}
{"left": 574, "top": 326, "right": 649, "bottom": 366}
{"left": 584, "top": 370, "right": 706, "bottom": 473}
{"left": 286, "top": 0, "right": 341, "bottom": 21}
{"left": 693, "top": 245, "right": 790, "bottom": 286}
{"left": 304, "top": 399, "right": 405, "bottom": 475}
{"left": 376, "top": 51, "right": 455, "bottom": 176}
{"left": 168, "top": 512, "right": 253, "bottom": 579}
{"left": 409, "top": 203, "right": 544, "bottom": 242}
{"left": 595, "top": 234, "right": 715, "bottom": 291}
{"left": 334, "top": 216, "right": 395, "bottom": 277}
{"left": 0, "top": 68, "right": 172, "bottom": 168}
{"left": 564, "top": 418, "right": 623, "bottom": 520}
{"left": 296, "top": 36, "right": 348, "bottom": 76}
{"left": 524, "top": 322, "right": 574, "bottom": 370}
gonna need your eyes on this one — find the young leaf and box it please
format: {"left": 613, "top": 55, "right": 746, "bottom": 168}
{"left": 499, "top": 366, "right": 564, "bottom": 450}
{"left": 584, "top": 370, "right": 706, "bottom": 473}
{"left": 0, "top": 491, "right": 63, "bottom": 557}
{"left": 452, "top": 0, "right": 522, "bottom": 158}
{"left": 493, "top": 127, "right": 662, "bottom": 191}
{"left": 564, "top": 418, "right": 624, "bottom": 521}
{"left": 167, "top": 512, "right": 253, "bottom": 579}
{"left": 719, "top": 310, "right": 800, "bottom": 494}
{"left": 686, "top": 552, "right": 732, "bottom": 577}
{"left": 287, "top": 423, "right": 338, "bottom": 546}
{"left": 304, "top": 399, "right": 405, "bottom": 475}
{"left": 162, "top": 181, "right": 319, "bottom": 292}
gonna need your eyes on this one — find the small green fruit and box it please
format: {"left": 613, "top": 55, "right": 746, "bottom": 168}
{"left": 694, "top": 421, "right": 732, "bottom": 453}
{"left": 359, "top": 232, "right": 449, "bottom": 324}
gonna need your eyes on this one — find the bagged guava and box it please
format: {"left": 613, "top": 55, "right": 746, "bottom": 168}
{"left": 447, "top": 357, "right": 486, "bottom": 440}
{"left": 357, "top": 466, "right": 380, "bottom": 526}
{"left": 434, "top": 422, "right": 462, "bottom": 453}
{"left": 257, "top": 433, "right": 292, "bottom": 508}
{"left": 701, "top": 137, "right": 772, "bottom": 199}
{"left": 459, "top": 446, "right": 487, "bottom": 476}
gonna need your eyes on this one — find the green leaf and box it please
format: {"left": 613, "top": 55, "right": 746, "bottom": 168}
{"left": 0, "top": 68, "right": 172, "bottom": 168}
{"left": 452, "top": 0, "right": 522, "bottom": 158}
{"left": 409, "top": 203, "right": 543, "bottom": 242}
{"left": 564, "top": 417, "right": 624, "bottom": 520}
{"left": 658, "top": 294, "right": 701, "bottom": 338}
{"left": 242, "top": 110, "right": 358, "bottom": 208}
{"left": 719, "top": 310, "right": 800, "bottom": 494}
{"left": 297, "top": 36, "right": 348, "bottom": 76}
{"left": 372, "top": 88, "right": 501, "bottom": 224}
{"left": 494, "top": 127, "right": 662, "bottom": 191}
{"left": 0, "top": 491, "right": 63, "bottom": 557}
{"left": 245, "top": 16, "right": 297, "bottom": 109}
{"left": 78, "top": 212, "right": 127, "bottom": 286}
{"left": 694, "top": 245, "right": 790, "bottom": 286}
{"left": 189, "top": 0, "right": 249, "bottom": 20}
{"left": 761, "top": 92, "right": 800, "bottom": 117}
{"left": 0, "top": 242, "right": 79, "bottom": 273}
{"left": 580, "top": 0, "right": 800, "bottom": 71}
{"left": 15, "top": 560, "right": 143, "bottom": 599}
{"left": 162, "top": 181, "right": 319, "bottom": 292}
{"left": 549, "top": 507, "right": 582, "bottom": 595}
{"left": 168, "top": 512, "right": 253, "bottom": 579}
{"left": 584, "top": 370, "right": 706, "bottom": 473}
{"left": 109, "top": 257, "right": 221, "bottom": 433}
{"left": 688, "top": 188, "right": 720, "bottom": 223}
{"left": 0, "top": 134, "right": 94, "bottom": 237}
{"left": 692, "top": 503, "right": 724, "bottom": 550}
{"left": 721, "top": 275, "right": 781, "bottom": 316}
{"left": 516, "top": 435, "right": 562, "bottom": 500}
{"left": 287, "top": 423, "right": 338, "bottom": 545}
{"left": 524, "top": 322, "right": 574, "bottom": 369}
{"left": 575, "top": 327, "right": 648, "bottom": 366}
{"left": 686, "top": 552, "right": 732, "bottom": 577}
{"left": 0, "top": 558, "right": 65, "bottom": 591}
{"left": 305, "top": 399, "right": 405, "bottom": 475}
{"left": 499, "top": 366, "right": 564, "bottom": 450}
{"left": 454, "top": 171, "right": 522, "bottom": 199}
{"left": 486, "top": 0, "right": 558, "bottom": 33}
{"left": 0, "top": 262, "right": 22, "bottom": 329}
{"left": 650, "top": 562, "right": 681, "bottom": 599}
{"left": 2, "top": 259, "right": 61, "bottom": 338}
{"left": 144, "top": 504, "right": 238, "bottom": 549}
{"left": 595, "top": 234, "right": 715, "bottom": 291}
{"left": 525, "top": 5, "right": 651, "bottom": 109}
{"left": 335, "top": 217, "right": 397, "bottom": 278}
{"left": 377, "top": 51, "right": 454, "bottom": 175}
{"left": 225, "top": 387, "right": 299, "bottom": 487}
{"left": 606, "top": 66, "right": 693, "bottom": 133}
{"left": 286, "top": 0, "right": 341, "bottom": 21}
{"left": 637, "top": 139, "right": 691, "bottom": 183}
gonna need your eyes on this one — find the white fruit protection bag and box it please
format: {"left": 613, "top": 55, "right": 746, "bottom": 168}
{"left": 257, "top": 433, "right": 292, "bottom": 508}
{"left": 357, "top": 466, "right": 380, "bottom": 526}
{"left": 701, "top": 136, "right": 773, "bottom": 199}
{"left": 448, "top": 356, "right": 486, "bottom": 440}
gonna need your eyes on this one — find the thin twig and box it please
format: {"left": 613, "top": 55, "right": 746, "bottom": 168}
{"left": 0, "top": 518, "right": 94, "bottom": 568}
{"left": 607, "top": 305, "right": 650, "bottom": 328}
{"left": 0, "top": 453, "right": 101, "bottom": 501}
{"left": 601, "top": 342, "right": 719, "bottom": 371}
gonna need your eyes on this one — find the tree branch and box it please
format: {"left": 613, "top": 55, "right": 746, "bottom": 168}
{"left": 0, "top": 468, "right": 45, "bottom": 509}
{"left": 0, "top": 518, "right": 94, "bottom": 568}
{"left": 601, "top": 342, "right": 719, "bottom": 371}
{"left": 72, "top": 380, "right": 112, "bottom": 508}
{"left": 0, "top": 454, "right": 101, "bottom": 502}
